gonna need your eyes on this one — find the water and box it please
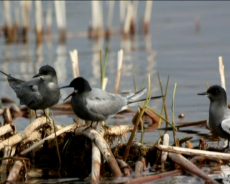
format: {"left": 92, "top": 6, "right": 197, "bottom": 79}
{"left": 0, "top": 1, "right": 230, "bottom": 183}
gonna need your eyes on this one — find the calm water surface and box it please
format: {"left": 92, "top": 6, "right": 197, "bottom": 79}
{"left": 0, "top": 2, "right": 230, "bottom": 183}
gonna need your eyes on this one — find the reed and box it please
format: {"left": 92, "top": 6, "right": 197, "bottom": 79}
{"left": 172, "top": 83, "right": 178, "bottom": 146}
{"left": 101, "top": 48, "right": 108, "bottom": 89}
{"left": 51, "top": 113, "right": 62, "bottom": 168}
{"left": 123, "top": 74, "right": 151, "bottom": 161}
{"left": 69, "top": 49, "right": 79, "bottom": 78}
{"left": 46, "top": 4, "right": 53, "bottom": 37}
{"left": 54, "top": 1, "right": 66, "bottom": 42}
{"left": 143, "top": 1, "right": 153, "bottom": 34}
{"left": 35, "top": 1, "right": 43, "bottom": 44}
{"left": 114, "top": 49, "right": 123, "bottom": 93}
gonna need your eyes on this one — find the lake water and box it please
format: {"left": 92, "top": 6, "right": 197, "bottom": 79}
{"left": 0, "top": 1, "right": 230, "bottom": 182}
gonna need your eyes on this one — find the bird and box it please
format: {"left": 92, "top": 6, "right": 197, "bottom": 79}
{"left": 198, "top": 85, "right": 230, "bottom": 145}
{"left": 60, "top": 77, "right": 163, "bottom": 128}
{"left": 0, "top": 65, "right": 61, "bottom": 118}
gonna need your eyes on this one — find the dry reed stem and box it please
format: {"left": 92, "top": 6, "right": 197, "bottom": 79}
{"left": 129, "top": 169, "right": 183, "bottom": 183}
{"left": 106, "top": 1, "right": 115, "bottom": 31}
{"left": 219, "top": 56, "right": 226, "bottom": 90}
{"left": 135, "top": 161, "right": 144, "bottom": 177}
{"left": 0, "top": 117, "right": 50, "bottom": 151}
{"left": 0, "top": 124, "right": 14, "bottom": 137}
{"left": 46, "top": 4, "right": 53, "bottom": 37}
{"left": 35, "top": 1, "right": 43, "bottom": 44}
{"left": 54, "top": 1, "right": 66, "bottom": 42}
{"left": 22, "top": 131, "right": 42, "bottom": 145}
{"left": 218, "top": 56, "right": 228, "bottom": 148}
{"left": 1, "top": 146, "right": 11, "bottom": 182}
{"left": 3, "top": 107, "right": 12, "bottom": 124}
{"left": 116, "top": 159, "right": 132, "bottom": 177}
{"left": 69, "top": 49, "right": 79, "bottom": 78}
{"left": 168, "top": 153, "right": 219, "bottom": 184}
{"left": 123, "top": 2, "right": 133, "bottom": 37}
{"left": 91, "top": 125, "right": 104, "bottom": 184}
{"left": 21, "top": 123, "right": 78, "bottom": 155}
{"left": 6, "top": 160, "right": 24, "bottom": 184}
{"left": 156, "top": 145, "right": 230, "bottom": 160}
{"left": 75, "top": 127, "right": 122, "bottom": 177}
{"left": 123, "top": 75, "right": 151, "bottom": 161}
{"left": 105, "top": 125, "right": 133, "bottom": 136}
{"left": 144, "top": 1, "right": 153, "bottom": 34}
{"left": 161, "top": 133, "right": 169, "bottom": 165}
{"left": 114, "top": 50, "right": 123, "bottom": 93}
{"left": 102, "top": 77, "right": 108, "bottom": 90}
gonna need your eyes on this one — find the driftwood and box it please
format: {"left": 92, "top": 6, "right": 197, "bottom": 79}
{"left": 156, "top": 145, "right": 230, "bottom": 160}
{"left": 75, "top": 127, "right": 122, "bottom": 177}
{"left": 0, "top": 116, "right": 50, "bottom": 151}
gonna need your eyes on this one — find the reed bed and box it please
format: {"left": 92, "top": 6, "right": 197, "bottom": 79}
{"left": 0, "top": 54, "right": 227, "bottom": 184}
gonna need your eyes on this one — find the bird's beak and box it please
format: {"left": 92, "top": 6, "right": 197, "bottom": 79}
{"left": 59, "top": 85, "right": 71, "bottom": 89}
{"left": 197, "top": 92, "right": 209, "bottom": 96}
{"left": 63, "top": 92, "right": 74, "bottom": 102}
{"left": 33, "top": 73, "right": 41, "bottom": 78}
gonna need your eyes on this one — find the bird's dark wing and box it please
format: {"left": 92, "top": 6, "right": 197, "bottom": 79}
{"left": 221, "top": 119, "right": 230, "bottom": 134}
{"left": 12, "top": 78, "right": 43, "bottom": 106}
{"left": 86, "top": 88, "right": 127, "bottom": 117}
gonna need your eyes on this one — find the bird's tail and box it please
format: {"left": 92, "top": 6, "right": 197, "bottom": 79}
{"left": 0, "top": 71, "right": 25, "bottom": 88}
{"left": 127, "top": 88, "right": 163, "bottom": 106}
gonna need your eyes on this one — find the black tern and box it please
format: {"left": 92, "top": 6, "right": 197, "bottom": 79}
{"left": 198, "top": 85, "right": 230, "bottom": 143}
{"left": 0, "top": 65, "right": 60, "bottom": 117}
{"left": 60, "top": 77, "right": 163, "bottom": 127}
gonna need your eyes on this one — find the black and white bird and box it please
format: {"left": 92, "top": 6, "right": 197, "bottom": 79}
{"left": 60, "top": 77, "right": 163, "bottom": 127}
{"left": 198, "top": 85, "right": 230, "bottom": 143}
{"left": 0, "top": 65, "right": 60, "bottom": 117}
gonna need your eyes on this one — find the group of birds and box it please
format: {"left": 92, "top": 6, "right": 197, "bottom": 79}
{"left": 0, "top": 65, "right": 162, "bottom": 128}
{"left": 1, "top": 65, "right": 230, "bottom": 145}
